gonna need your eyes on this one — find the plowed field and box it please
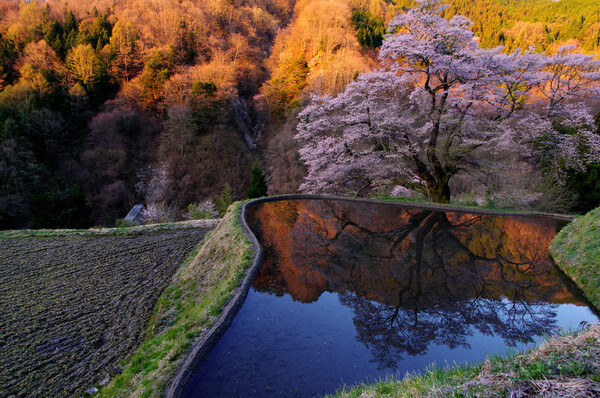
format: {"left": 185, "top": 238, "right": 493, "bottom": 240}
{"left": 0, "top": 227, "right": 210, "bottom": 397}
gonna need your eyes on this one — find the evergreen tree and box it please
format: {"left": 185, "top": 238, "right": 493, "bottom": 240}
{"left": 62, "top": 9, "right": 80, "bottom": 56}
{"left": 247, "top": 162, "right": 268, "bottom": 199}
{"left": 29, "top": 184, "right": 92, "bottom": 228}
{"left": 139, "top": 50, "right": 172, "bottom": 107}
{"left": 215, "top": 183, "right": 235, "bottom": 216}
{"left": 351, "top": 9, "right": 385, "bottom": 49}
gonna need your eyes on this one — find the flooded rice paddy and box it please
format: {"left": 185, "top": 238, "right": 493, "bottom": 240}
{"left": 184, "top": 199, "right": 598, "bottom": 397}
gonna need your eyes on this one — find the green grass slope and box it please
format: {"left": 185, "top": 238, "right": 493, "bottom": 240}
{"left": 551, "top": 206, "right": 600, "bottom": 311}
{"left": 332, "top": 325, "right": 600, "bottom": 397}
{"left": 96, "top": 202, "right": 254, "bottom": 397}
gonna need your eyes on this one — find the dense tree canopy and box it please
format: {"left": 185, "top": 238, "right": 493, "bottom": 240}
{"left": 296, "top": 0, "right": 600, "bottom": 203}
{"left": 1, "top": 0, "right": 600, "bottom": 227}
{"left": 392, "top": 0, "right": 600, "bottom": 53}
{"left": 0, "top": 0, "right": 294, "bottom": 228}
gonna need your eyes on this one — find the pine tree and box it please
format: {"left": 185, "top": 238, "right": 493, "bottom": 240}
{"left": 215, "top": 183, "right": 235, "bottom": 216}
{"left": 247, "top": 162, "right": 268, "bottom": 199}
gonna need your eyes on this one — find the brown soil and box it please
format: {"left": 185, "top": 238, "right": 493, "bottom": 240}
{"left": 0, "top": 228, "right": 210, "bottom": 397}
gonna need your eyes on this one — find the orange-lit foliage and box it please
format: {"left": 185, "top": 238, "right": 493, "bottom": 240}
{"left": 0, "top": 0, "right": 295, "bottom": 226}
{"left": 261, "top": 0, "right": 374, "bottom": 118}
{"left": 2, "top": 0, "right": 600, "bottom": 227}
{"left": 260, "top": 0, "right": 378, "bottom": 195}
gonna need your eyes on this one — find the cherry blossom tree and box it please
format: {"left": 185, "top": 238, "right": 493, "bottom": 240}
{"left": 296, "top": 0, "right": 600, "bottom": 203}
{"left": 532, "top": 45, "right": 600, "bottom": 174}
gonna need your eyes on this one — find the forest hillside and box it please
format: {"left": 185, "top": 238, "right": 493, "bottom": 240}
{"left": 1, "top": 0, "right": 599, "bottom": 229}
{"left": 0, "top": 0, "right": 294, "bottom": 228}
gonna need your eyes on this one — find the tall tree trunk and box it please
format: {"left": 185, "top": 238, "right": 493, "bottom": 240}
{"left": 427, "top": 179, "right": 451, "bottom": 204}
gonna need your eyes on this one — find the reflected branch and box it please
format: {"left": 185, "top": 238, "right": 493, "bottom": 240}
{"left": 249, "top": 200, "right": 575, "bottom": 370}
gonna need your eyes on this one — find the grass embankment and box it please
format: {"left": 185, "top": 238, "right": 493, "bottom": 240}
{"left": 551, "top": 206, "right": 600, "bottom": 311}
{"left": 333, "top": 325, "right": 600, "bottom": 398}
{"left": 97, "top": 202, "right": 254, "bottom": 397}
{"left": 369, "top": 195, "right": 574, "bottom": 219}
{"left": 0, "top": 219, "right": 220, "bottom": 239}
{"left": 330, "top": 202, "right": 600, "bottom": 398}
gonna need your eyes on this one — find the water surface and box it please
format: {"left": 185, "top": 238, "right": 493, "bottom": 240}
{"left": 184, "top": 199, "right": 597, "bottom": 397}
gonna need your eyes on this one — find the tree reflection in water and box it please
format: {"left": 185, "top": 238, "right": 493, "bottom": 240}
{"left": 248, "top": 199, "right": 577, "bottom": 370}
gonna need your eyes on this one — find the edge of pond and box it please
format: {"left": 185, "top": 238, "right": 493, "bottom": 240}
{"left": 166, "top": 194, "right": 575, "bottom": 397}
{"left": 165, "top": 200, "right": 264, "bottom": 398}
{"left": 332, "top": 202, "right": 600, "bottom": 397}
{"left": 247, "top": 194, "right": 575, "bottom": 221}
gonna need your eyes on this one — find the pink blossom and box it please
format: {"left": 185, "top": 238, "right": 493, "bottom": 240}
{"left": 296, "top": 0, "right": 600, "bottom": 201}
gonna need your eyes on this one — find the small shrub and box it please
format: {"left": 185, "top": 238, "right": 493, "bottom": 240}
{"left": 517, "top": 360, "right": 551, "bottom": 379}
{"left": 186, "top": 200, "right": 219, "bottom": 220}
{"left": 115, "top": 218, "right": 135, "bottom": 228}
{"left": 215, "top": 184, "right": 235, "bottom": 217}
{"left": 566, "top": 163, "right": 600, "bottom": 213}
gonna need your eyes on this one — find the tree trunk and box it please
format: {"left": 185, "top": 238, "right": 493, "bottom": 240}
{"left": 427, "top": 181, "right": 451, "bottom": 204}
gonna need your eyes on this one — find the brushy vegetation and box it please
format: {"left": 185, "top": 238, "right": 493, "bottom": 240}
{"left": 332, "top": 325, "right": 600, "bottom": 398}
{"left": 551, "top": 206, "right": 600, "bottom": 317}
{"left": 0, "top": 226, "right": 212, "bottom": 397}
{"left": 96, "top": 202, "right": 254, "bottom": 397}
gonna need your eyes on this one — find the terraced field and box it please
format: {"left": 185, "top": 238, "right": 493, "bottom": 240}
{"left": 0, "top": 227, "right": 211, "bottom": 397}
